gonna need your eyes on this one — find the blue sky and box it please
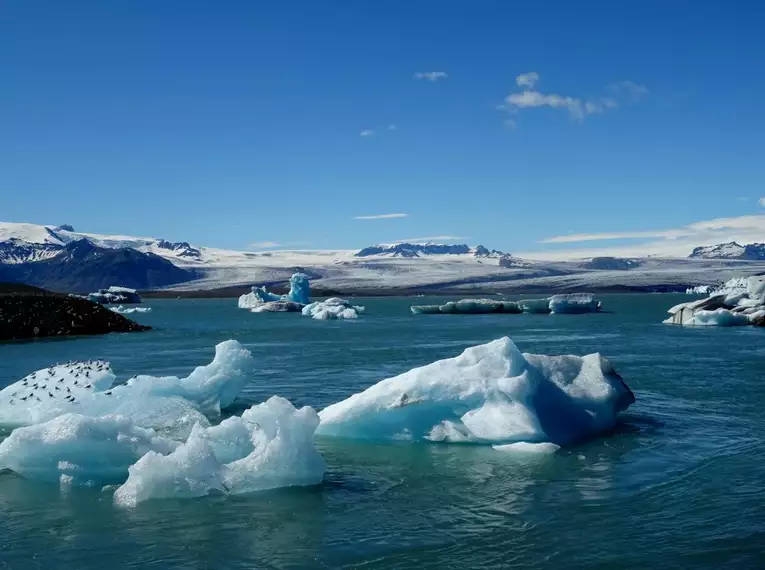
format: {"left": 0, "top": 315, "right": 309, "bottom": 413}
{"left": 1, "top": 0, "right": 763, "bottom": 258}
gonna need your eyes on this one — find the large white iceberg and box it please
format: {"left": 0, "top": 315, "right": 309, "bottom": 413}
{"left": 0, "top": 340, "right": 254, "bottom": 430}
{"left": 302, "top": 298, "right": 364, "bottom": 320}
{"left": 114, "top": 396, "right": 325, "bottom": 506}
{"left": 0, "top": 414, "right": 178, "bottom": 486}
{"left": 665, "top": 276, "right": 765, "bottom": 326}
{"left": 548, "top": 293, "right": 600, "bottom": 314}
{"left": 238, "top": 273, "right": 311, "bottom": 310}
{"left": 317, "top": 337, "right": 634, "bottom": 448}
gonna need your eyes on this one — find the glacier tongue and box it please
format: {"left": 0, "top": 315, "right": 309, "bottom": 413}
{"left": 317, "top": 337, "right": 635, "bottom": 447}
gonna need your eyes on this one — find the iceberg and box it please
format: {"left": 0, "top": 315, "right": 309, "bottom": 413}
{"left": 302, "top": 298, "right": 364, "bottom": 320}
{"left": 251, "top": 301, "right": 304, "bottom": 313}
{"left": 682, "top": 309, "right": 752, "bottom": 327}
{"left": 664, "top": 276, "right": 765, "bottom": 326}
{"left": 238, "top": 273, "right": 311, "bottom": 310}
{"left": 0, "top": 340, "right": 254, "bottom": 430}
{"left": 0, "top": 414, "right": 178, "bottom": 486}
{"left": 0, "top": 396, "right": 325, "bottom": 501}
{"left": 88, "top": 286, "right": 141, "bottom": 305}
{"left": 412, "top": 295, "right": 601, "bottom": 316}
{"left": 110, "top": 305, "right": 152, "bottom": 314}
{"left": 317, "top": 337, "right": 635, "bottom": 448}
{"left": 411, "top": 299, "right": 521, "bottom": 315}
{"left": 114, "top": 397, "right": 324, "bottom": 506}
{"left": 548, "top": 293, "right": 600, "bottom": 314}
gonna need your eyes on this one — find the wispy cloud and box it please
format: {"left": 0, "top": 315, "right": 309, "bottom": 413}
{"left": 499, "top": 73, "right": 646, "bottom": 123}
{"left": 359, "top": 129, "right": 375, "bottom": 137}
{"left": 608, "top": 80, "right": 649, "bottom": 99}
{"left": 248, "top": 241, "right": 282, "bottom": 249}
{"left": 515, "top": 72, "right": 539, "bottom": 89}
{"left": 387, "top": 124, "right": 397, "bottom": 131}
{"left": 396, "top": 235, "right": 467, "bottom": 243}
{"left": 520, "top": 214, "right": 765, "bottom": 260}
{"left": 414, "top": 71, "right": 448, "bottom": 82}
{"left": 353, "top": 213, "right": 409, "bottom": 220}
{"left": 760, "top": 197, "right": 765, "bottom": 207}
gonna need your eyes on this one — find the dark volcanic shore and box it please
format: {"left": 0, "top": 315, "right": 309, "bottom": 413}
{"left": 0, "top": 283, "right": 151, "bottom": 341}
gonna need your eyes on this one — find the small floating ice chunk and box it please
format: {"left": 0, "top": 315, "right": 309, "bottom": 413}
{"left": 548, "top": 293, "right": 600, "bottom": 314}
{"left": 110, "top": 305, "right": 152, "bottom": 314}
{"left": 114, "top": 397, "right": 325, "bottom": 506}
{"left": 493, "top": 442, "right": 560, "bottom": 454}
{"left": 0, "top": 414, "right": 178, "bottom": 486}
{"left": 317, "top": 337, "right": 634, "bottom": 448}
{"left": 302, "top": 298, "right": 364, "bottom": 320}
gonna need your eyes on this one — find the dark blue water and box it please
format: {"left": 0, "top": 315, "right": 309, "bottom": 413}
{"left": 1, "top": 295, "right": 764, "bottom": 569}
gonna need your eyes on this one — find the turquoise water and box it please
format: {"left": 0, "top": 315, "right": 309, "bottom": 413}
{"left": 1, "top": 295, "right": 764, "bottom": 569}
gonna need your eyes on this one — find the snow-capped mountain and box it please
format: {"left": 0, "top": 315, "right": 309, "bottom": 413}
{"left": 689, "top": 242, "right": 765, "bottom": 260}
{"left": 4, "top": 221, "right": 765, "bottom": 294}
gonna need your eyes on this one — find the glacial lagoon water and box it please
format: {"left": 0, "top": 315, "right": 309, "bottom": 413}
{"left": 1, "top": 294, "right": 764, "bottom": 569}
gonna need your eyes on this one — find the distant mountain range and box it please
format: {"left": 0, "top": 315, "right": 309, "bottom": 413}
{"left": 688, "top": 242, "right": 765, "bottom": 260}
{"left": 3, "top": 221, "right": 765, "bottom": 294}
{"left": 0, "top": 239, "right": 196, "bottom": 293}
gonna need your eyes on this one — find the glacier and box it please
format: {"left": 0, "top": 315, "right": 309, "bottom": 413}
{"left": 302, "top": 298, "right": 365, "bottom": 320}
{"left": 317, "top": 337, "right": 635, "bottom": 447}
{"left": 664, "top": 276, "right": 765, "bottom": 327}
{"left": 238, "top": 273, "right": 311, "bottom": 310}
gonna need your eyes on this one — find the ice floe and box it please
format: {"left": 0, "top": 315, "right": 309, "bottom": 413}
{"left": 412, "top": 294, "right": 601, "bottom": 315}
{"left": 88, "top": 286, "right": 141, "bottom": 305}
{"left": 302, "top": 298, "right": 364, "bottom": 320}
{"left": 665, "top": 276, "right": 765, "bottom": 326}
{"left": 110, "top": 305, "right": 152, "bottom": 314}
{"left": 317, "top": 337, "right": 634, "bottom": 448}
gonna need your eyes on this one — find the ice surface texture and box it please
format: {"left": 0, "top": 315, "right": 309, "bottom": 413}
{"left": 317, "top": 337, "right": 634, "bottom": 447}
{"left": 665, "top": 276, "right": 765, "bottom": 326}
{"left": 238, "top": 273, "right": 310, "bottom": 309}
{"left": 302, "top": 298, "right": 364, "bottom": 320}
{"left": 114, "top": 396, "right": 324, "bottom": 506}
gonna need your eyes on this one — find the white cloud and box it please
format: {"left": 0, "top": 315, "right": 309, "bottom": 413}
{"left": 387, "top": 124, "right": 397, "bottom": 131}
{"left": 248, "top": 241, "right": 281, "bottom": 249}
{"left": 515, "top": 72, "right": 539, "bottom": 89}
{"left": 359, "top": 129, "right": 375, "bottom": 137}
{"left": 520, "top": 214, "right": 765, "bottom": 260}
{"left": 396, "top": 235, "right": 467, "bottom": 243}
{"left": 759, "top": 197, "right": 765, "bottom": 207}
{"left": 608, "top": 80, "right": 649, "bottom": 99}
{"left": 500, "top": 74, "right": 645, "bottom": 124}
{"left": 414, "top": 71, "right": 448, "bottom": 82}
{"left": 353, "top": 213, "right": 409, "bottom": 220}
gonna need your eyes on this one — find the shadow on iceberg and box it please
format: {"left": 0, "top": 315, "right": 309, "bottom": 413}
{"left": 316, "top": 337, "right": 635, "bottom": 452}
